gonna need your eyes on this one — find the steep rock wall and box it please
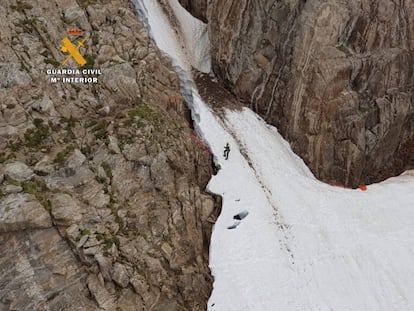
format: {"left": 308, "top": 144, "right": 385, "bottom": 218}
{"left": 186, "top": 0, "right": 414, "bottom": 186}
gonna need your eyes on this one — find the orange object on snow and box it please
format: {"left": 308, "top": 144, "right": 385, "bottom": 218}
{"left": 358, "top": 185, "right": 367, "bottom": 191}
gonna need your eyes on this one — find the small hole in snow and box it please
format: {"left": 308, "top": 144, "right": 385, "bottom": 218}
{"left": 233, "top": 210, "right": 248, "bottom": 220}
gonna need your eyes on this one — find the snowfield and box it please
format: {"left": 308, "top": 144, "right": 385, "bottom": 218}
{"left": 204, "top": 104, "right": 414, "bottom": 311}
{"left": 134, "top": 1, "right": 414, "bottom": 310}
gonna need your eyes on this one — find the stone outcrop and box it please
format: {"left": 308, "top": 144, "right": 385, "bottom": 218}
{"left": 0, "top": 193, "right": 52, "bottom": 232}
{"left": 4, "top": 162, "right": 34, "bottom": 181}
{"left": 0, "top": 0, "right": 220, "bottom": 310}
{"left": 0, "top": 228, "right": 96, "bottom": 311}
{"left": 185, "top": 0, "right": 414, "bottom": 186}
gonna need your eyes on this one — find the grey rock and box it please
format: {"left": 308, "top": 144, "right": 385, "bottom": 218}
{"left": 86, "top": 6, "right": 108, "bottom": 28}
{"left": 98, "top": 105, "right": 110, "bottom": 116}
{"left": 150, "top": 152, "right": 175, "bottom": 192}
{"left": 3, "top": 184, "right": 23, "bottom": 194}
{"left": 117, "top": 288, "right": 144, "bottom": 311}
{"left": 0, "top": 194, "right": 52, "bottom": 232}
{"left": 66, "top": 149, "right": 86, "bottom": 169}
{"left": 34, "top": 155, "right": 54, "bottom": 175}
{"left": 97, "top": 45, "right": 116, "bottom": 64}
{"left": 4, "top": 162, "right": 34, "bottom": 182}
{"left": 30, "top": 96, "right": 58, "bottom": 116}
{"left": 87, "top": 274, "right": 116, "bottom": 310}
{"left": 0, "top": 228, "right": 95, "bottom": 311}
{"left": 0, "top": 62, "right": 31, "bottom": 88}
{"left": 63, "top": 6, "right": 84, "bottom": 23}
{"left": 95, "top": 253, "right": 113, "bottom": 281}
{"left": 108, "top": 136, "right": 121, "bottom": 154}
{"left": 101, "top": 63, "right": 139, "bottom": 98}
{"left": 201, "top": 194, "right": 215, "bottom": 221}
{"left": 112, "top": 262, "right": 130, "bottom": 288}
{"left": 50, "top": 193, "right": 82, "bottom": 226}
{"left": 77, "top": 235, "right": 89, "bottom": 249}
{"left": 65, "top": 224, "right": 81, "bottom": 242}
{"left": 83, "top": 245, "right": 101, "bottom": 256}
{"left": 130, "top": 273, "right": 149, "bottom": 294}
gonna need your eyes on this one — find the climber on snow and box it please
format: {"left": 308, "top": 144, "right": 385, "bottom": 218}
{"left": 223, "top": 142, "right": 230, "bottom": 160}
{"left": 212, "top": 157, "right": 222, "bottom": 175}
{"left": 213, "top": 162, "right": 221, "bottom": 175}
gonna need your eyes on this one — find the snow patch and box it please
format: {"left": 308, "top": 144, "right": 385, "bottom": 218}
{"left": 133, "top": 0, "right": 210, "bottom": 72}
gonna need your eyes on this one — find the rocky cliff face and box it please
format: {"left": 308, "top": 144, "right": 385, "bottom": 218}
{"left": 186, "top": 0, "right": 414, "bottom": 186}
{"left": 0, "top": 0, "right": 219, "bottom": 310}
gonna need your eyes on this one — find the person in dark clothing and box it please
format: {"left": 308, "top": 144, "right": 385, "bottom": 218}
{"left": 212, "top": 161, "right": 221, "bottom": 175}
{"left": 223, "top": 142, "right": 230, "bottom": 160}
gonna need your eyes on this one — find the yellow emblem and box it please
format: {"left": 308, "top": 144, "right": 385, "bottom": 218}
{"left": 61, "top": 37, "right": 87, "bottom": 66}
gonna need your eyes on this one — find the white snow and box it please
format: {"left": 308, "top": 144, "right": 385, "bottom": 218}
{"left": 203, "top": 105, "right": 414, "bottom": 311}
{"left": 168, "top": 0, "right": 211, "bottom": 72}
{"left": 135, "top": 2, "right": 414, "bottom": 310}
{"left": 133, "top": 0, "right": 210, "bottom": 72}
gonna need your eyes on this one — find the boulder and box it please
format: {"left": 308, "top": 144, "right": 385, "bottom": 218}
{"left": 112, "top": 262, "right": 130, "bottom": 288}
{"left": 3, "top": 184, "right": 23, "bottom": 194}
{"left": 87, "top": 274, "right": 116, "bottom": 310}
{"left": 95, "top": 253, "right": 112, "bottom": 281}
{"left": 0, "top": 194, "right": 52, "bottom": 232}
{"left": 4, "top": 162, "right": 34, "bottom": 182}
{"left": 50, "top": 193, "right": 82, "bottom": 226}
